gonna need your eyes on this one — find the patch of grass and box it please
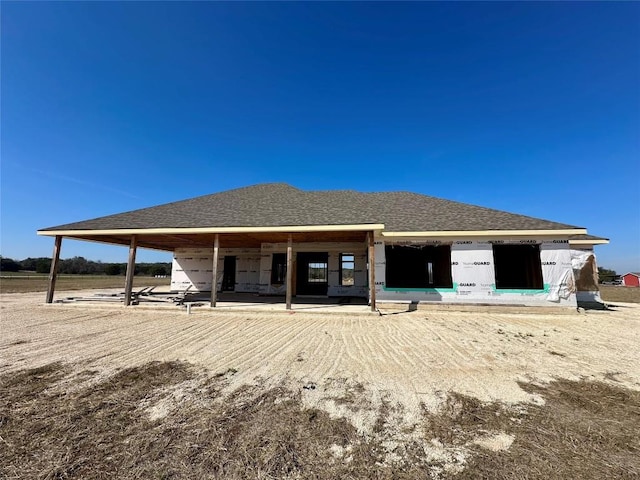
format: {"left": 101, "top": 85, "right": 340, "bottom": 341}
{"left": 423, "top": 392, "right": 510, "bottom": 448}
{"left": 0, "top": 361, "right": 194, "bottom": 479}
{"left": 0, "top": 363, "right": 68, "bottom": 406}
{"left": 0, "top": 271, "right": 46, "bottom": 276}
{"left": 599, "top": 285, "right": 640, "bottom": 304}
{"left": 1, "top": 362, "right": 638, "bottom": 479}
{"left": 454, "top": 379, "right": 640, "bottom": 479}
{"left": 0, "top": 275, "right": 170, "bottom": 294}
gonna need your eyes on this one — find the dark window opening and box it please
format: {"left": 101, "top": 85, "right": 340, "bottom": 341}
{"left": 340, "top": 253, "right": 355, "bottom": 286}
{"left": 307, "top": 262, "right": 328, "bottom": 283}
{"left": 271, "top": 253, "right": 286, "bottom": 284}
{"left": 493, "top": 244, "right": 543, "bottom": 289}
{"left": 222, "top": 256, "right": 236, "bottom": 291}
{"left": 385, "top": 245, "right": 453, "bottom": 288}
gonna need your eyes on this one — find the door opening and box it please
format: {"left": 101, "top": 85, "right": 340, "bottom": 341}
{"left": 296, "top": 252, "right": 329, "bottom": 296}
{"left": 222, "top": 256, "right": 236, "bottom": 291}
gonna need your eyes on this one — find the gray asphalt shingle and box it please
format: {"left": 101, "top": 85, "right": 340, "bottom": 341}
{"left": 41, "top": 183, "right": 584, "bottom": 232}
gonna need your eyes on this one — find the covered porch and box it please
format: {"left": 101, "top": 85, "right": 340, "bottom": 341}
{"left": 39, "top": 224, "right": 383, "bottom": 312}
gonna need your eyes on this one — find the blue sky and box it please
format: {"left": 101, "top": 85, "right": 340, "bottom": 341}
{"left": 2, "top": 2, "right": 639, "bottom": 272}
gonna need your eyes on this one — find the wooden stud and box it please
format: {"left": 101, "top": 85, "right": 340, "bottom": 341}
{"left": 45, "top": 235, "right": 62, "bottom": 304}
{"left": 286, "top": 234, "right": 293, "bottom": 310}
{"left": 368, "top": 232, "right": 376, "bottom": 312}
{"left": 124, "top": 235, "right": 138, "bottom": 306}
{"left": 211, "top": 234, "right": 220, "bottom": 307}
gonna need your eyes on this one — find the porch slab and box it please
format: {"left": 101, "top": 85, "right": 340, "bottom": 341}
{"left": 50, "top": 288, "right": 378, "bottom": 315}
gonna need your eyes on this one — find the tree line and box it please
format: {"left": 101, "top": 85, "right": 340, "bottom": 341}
{"left": 0, "top": 256, "right": 623, "bottom": 283}
{"left": 0, "top": 256, "right": 172, "bottom": 276}
{"left": 597, "top": 267, "right": 620, "bottom": 284}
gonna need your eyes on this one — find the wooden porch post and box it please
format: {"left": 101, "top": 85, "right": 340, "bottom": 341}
{"left": 286, "top": 234, "right": 293, "bottom": 310}
{"left": 211, "top": 234, "right": 220, "bottom": 307}
{"left": 368, "top": 231, "right": 376, "bottom": 312}
{"left": 45, "top": 235, "right": 62, "bottom": 304}
{"left": 123, "top": 235, "right": 137, "bottom": 306}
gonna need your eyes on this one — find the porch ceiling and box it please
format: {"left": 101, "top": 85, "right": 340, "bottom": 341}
{"left": 60, "top": 230, "right": 369, "bottom": 251}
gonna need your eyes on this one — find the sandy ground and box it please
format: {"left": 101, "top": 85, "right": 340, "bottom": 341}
{"left": 1, "top": 289, "right": 639, "bottom": 437}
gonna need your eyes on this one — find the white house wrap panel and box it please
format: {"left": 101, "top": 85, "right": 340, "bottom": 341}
{"left": 174, "top": 243, "right": 368, "bottom": 297}
{"left": 377, "top": 238, "right": 577, "bottom": 307}
{"left": 171, "top": 247, "right": 261, "bottom": 292}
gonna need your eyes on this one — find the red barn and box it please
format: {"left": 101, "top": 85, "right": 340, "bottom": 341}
{"left": 622, "top": 272, "right": 640, "bottom": 287}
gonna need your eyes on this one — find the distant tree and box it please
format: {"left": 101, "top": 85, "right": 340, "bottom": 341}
{"left": 35, "top": 258, "right": 52, "bottom": 274}
{"left": 150, "top": 265, "right": 167, "bottom": 276}
{"left": 4, "top": 256, "right": 171, "bottom": 276}
{"left": 59, "top": 256, "right": 94, "bottom": 274}
{"left": 131, "top": 263, "right": 171, "bottom": 276}
{"left": 19, "top": 257, "right": 37, "bottom": 271}
{"left": 598, "top": 267, "right": 618, "bottom": 283}
{"left": 0, "top": 256, "right": 21, "bottom": 272}
{"left": 104, "top": 264, "right": 122, "bottom": 275}
{"left": 18, "top": 257, "right": 52, "bottom": 273}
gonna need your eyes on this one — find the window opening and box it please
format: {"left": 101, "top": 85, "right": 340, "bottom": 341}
{"left": 271, "top": 253, "right": 287, "bottom": 284}
{"left": 492, "top": 244, "right": 543, "bottom": 289}
{"left": 340, "top": 253, "right": 355, "bottom": 286}
{"left": 385, "top": 245, "right": 453, "bottom": 288}
{"left": 307, "top": 262, "right": 328, "bottom": 283}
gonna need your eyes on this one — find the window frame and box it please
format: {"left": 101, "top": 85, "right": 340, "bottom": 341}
{"left": 339, "top": 253, "right": 355, "bottom": 286}
{"left": 307, "top": 261, "right": 328, "bottom": 283}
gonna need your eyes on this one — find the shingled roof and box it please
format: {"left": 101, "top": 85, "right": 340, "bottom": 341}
{"left": 568, "top": 233, "right": 609, "bottom": 243}
{"left": 40, "top": 183, "right": 586, "bottom": 233}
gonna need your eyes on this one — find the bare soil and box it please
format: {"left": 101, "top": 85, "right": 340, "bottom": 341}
{"left": 1, "top": 362, "right": 638, "bottom": 480}
{"left": 1, "top": 290, "right": 639, "bottom": 478}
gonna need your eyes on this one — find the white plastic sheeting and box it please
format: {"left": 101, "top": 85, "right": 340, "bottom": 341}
{"left": 450, "top": 241, "right": 495, "bottom": 298}
{"left": 171, "top": 247, "right": 261, "bottom": 292}
{"left": 375, "top": 238, "right": 578, "bottom": 307}
{"left": 540, "top": 242, "right": 575, "bottom": 302}
{"left": 570, "top": 247, "right": 603, "bottom": 304}
{"left": 171, "top": 238, "right": 589, "bottom": 307}
{"left": 172, "top": 243, "right": 368, "bottom": 297}
{"left": 171, "top": 248, "right": 217, "bottom": 291}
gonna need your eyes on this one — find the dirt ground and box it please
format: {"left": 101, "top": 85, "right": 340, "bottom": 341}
{"left": 2, "top": 290, "right": 639, "bottom": 411}
{"left": 1, "top": 290, "right": 639, "bottom": 478}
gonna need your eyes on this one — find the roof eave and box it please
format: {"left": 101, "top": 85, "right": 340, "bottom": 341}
{"left": 568, "top": 239, "right": 610, "bottom": 245}
{"left": 381, "top": 228, "right": 587, "bottom": 237}
{"left": 37, "top": 223, "right": 387, "bottom": 237}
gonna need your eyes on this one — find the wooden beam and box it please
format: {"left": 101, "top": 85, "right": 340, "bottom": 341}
{"left": 211, "top": 234, "right": 220, "bottom": 307}
{"left": 123, "top": 235, "right": 138, "bottom": 306}
{"left": 368, "top": 232, "right": 376, "bottom": 312}
{"left": 160, "top": 234, "right": 207, "bottom": 246}
{"left": 45, "top": 235, "right": 62, "bottom": 303}
{"left": 286, "top": 234, "right": 293, "bottom": 310}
